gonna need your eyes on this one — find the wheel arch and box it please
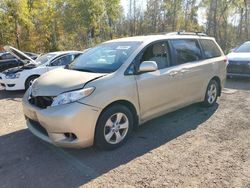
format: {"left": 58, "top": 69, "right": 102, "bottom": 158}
{"left": 25, "top": 74, "right": 40, "bottom": 88}
{"left": 211, "top": 76, "right": 221, "bottom": 96}
{"left": 97, "top": 100, "right": 139, "bottom": 129}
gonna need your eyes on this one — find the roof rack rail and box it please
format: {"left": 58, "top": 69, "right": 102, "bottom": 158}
{"left": 166, "top": 31, "right": 207, "bottom": 36}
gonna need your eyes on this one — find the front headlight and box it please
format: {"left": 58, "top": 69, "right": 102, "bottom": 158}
{"left": 5, "top": 73, "right": 20, "bottom": 79}
{"left": 51, "top": 87, "right": 95, "bottom": 107}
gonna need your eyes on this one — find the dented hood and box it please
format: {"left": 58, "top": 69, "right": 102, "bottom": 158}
{"left": 31, "top": 68, "right": 106, "bottom": 97}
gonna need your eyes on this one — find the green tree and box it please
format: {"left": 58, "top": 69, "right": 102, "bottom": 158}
{"left": 0, "top": 0, "right": 32, "bottom": 50}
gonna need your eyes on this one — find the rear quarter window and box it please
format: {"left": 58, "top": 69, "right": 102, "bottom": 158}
{"left": 170, "top": 39, "right": 202, "bottom": 65}
{"left": 200, "top": 39, "right": 222, "bottom": 59}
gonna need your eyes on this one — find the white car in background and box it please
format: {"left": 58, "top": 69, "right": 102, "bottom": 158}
{"left": 0, "top": 46, "right": 82, "bottom": 90}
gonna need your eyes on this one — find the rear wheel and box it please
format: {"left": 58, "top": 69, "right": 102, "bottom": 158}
{"left": 25, "top": 76, "right": 39, "bottom": 90}
{"left": 95, "top": 104, "right": 133, "bottom": 150}
{"left": 202, "top": 79, "right": 219, "bottom": 107}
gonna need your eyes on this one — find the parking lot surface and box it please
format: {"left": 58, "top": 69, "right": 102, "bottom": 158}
{"left": 0, "top": 78, "right": 250, "bottom": 188}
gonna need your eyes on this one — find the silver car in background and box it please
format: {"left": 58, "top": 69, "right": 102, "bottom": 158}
{"left": 22, "top": 33, "right": 227, "bottom": 150}
{"left": 227, "top": 41, "right": 250, "bottom": 77}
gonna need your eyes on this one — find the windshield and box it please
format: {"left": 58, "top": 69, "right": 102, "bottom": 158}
{"left": 68, "top": 42, "right": 141, "bottom": 73}
{"left": 235, "top": 42, "right": 250, "bottom": 53}
{"left": 35, "top": 53, "right": 57, "bottom": 65}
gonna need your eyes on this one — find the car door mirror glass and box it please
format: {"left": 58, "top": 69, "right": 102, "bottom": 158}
{"left": 139, "top": 61, "right": 158, "bottom": 73}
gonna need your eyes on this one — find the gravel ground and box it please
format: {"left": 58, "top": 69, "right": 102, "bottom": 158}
{"left": 0, "top": 78, "right": 249, "bottom": 188}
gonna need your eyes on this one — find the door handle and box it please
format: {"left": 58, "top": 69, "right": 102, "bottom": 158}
{"left": 180, "top": 69, "right": 189, "bottom": 74}
{"left": 169, "top": 71, "right": 179, "bottom": 77}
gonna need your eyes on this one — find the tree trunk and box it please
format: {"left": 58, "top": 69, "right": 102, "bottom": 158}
{"left": 238, "top": 8, "right": 243, "bottom": 42}
{"left": 172, "top": 0, "right": 177, "bottom": 31}
{"left": 133, "top": 0, "right": 136, "bottom": 35}
{"left": 129, "top": 0, "right": 133, "bottom": 36}
{"left": 213, "top": 0, "right": 218, "bottom": 38}
{"left": 108, "top": 17, "right": 113, "bottom": 39}
{"left": 184, "top": 0, "right": 189, "bottom": 30}
{"left": 14, "top": 17, "right": 20, "bottom": 49}
{"left": 244, "top": 0, "right": 249, "bottom": 39}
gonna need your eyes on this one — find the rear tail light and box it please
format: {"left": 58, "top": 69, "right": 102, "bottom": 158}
{"left": 224, "top": 57, "right": 228, "bottom": 65}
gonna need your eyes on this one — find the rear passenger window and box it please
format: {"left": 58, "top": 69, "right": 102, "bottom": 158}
{"left": 171, "top": 39, "right": 202, "bottom": 65}
{"left": 200, "top": 39, "right": 222, "bottom": 58}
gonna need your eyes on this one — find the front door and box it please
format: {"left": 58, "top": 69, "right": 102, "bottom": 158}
{"left": 136, "top": 41, "right": 182, "bottom": 121}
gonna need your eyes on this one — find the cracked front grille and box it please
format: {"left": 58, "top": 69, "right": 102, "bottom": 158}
{"left": 29, "top": 96, "right": 53, "bottom": 109}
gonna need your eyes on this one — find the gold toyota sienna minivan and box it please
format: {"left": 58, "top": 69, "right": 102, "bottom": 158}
{"left": 23, "top": 32, "right": 228, "bottom": 150}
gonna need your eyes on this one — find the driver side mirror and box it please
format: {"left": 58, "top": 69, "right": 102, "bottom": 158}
{"left": 138, "top": 61, "right": 158, "bottom": 73}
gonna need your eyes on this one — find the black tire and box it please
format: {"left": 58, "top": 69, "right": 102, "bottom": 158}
{"left": 25, "top": 76, "right": 39, "bottom": 90}
{"left": 95, "top": 104, "right": 134, "bottom": 150}
{"left": 202, "top": 79, "right": 219, "bottom": 107}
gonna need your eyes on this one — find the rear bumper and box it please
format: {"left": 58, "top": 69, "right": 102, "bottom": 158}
{"left": 220, "top": 66, "right": 227, "bottom": 89}
{"left": 227, "top": 61, "right": 250, "bottom": 76}
{"left": 22, "top": 90, "right": 102, "bottom": 148}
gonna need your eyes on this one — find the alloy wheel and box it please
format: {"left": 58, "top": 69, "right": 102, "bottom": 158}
{"left": 104, "top": 112, "right": 129, "bottom": 144}
{"left": 207, "top": 83, "right": 217, "bottom": 104}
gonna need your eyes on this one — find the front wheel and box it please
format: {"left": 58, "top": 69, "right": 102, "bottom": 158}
{"left": 25, "top": 76, "right": 39, "bottom": 90}
{"left": 202, "top": 79, "right": 219, "bottom": 107}
{"left": 95, "top": 105, "right": 134, "bottom": 150}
